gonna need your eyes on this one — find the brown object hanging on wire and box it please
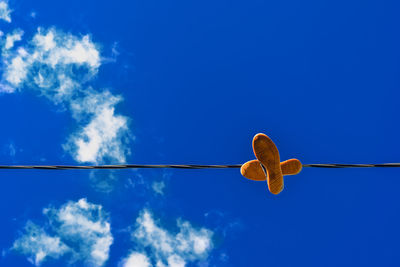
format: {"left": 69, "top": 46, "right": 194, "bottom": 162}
{"left": 1, "top": 132, "right": 400, "bottom": 195}
{"left": 241, "top": 133, "right": 302, "bottom": 194}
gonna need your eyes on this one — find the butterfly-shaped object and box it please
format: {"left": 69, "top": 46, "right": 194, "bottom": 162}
{"left": 241, "top": 133, "right": 302, "bottom": 194}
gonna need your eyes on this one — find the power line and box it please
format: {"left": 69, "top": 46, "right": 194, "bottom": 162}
{"left": 0, "top": 163, "right": 400, "bottom": 170}
{"left": 302, "top": 163, "right": 400, "bottom": 168}
{"left": 0, "top": 164, "right": 242, "bottom": 170}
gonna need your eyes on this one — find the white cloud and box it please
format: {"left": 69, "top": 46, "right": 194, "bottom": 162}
{"left": 65, "top": 90, "right": 130, "bottom": 163}
{"left": 12, "top": 222, "right": 70, "bottom": 266}
{"left": 122, "top": 209, "right": 213, "bottom": 267}
{"left": 13, "top": 199, "right": 113, "bottom": 267}
{"left": 151, "top": 181, "right": 165, "bottom": 195}
{"left": 121, "top": 252, "right": 151, "bottom": 267}
{"left": 1, "top": 27, "right": 100, "bottom": 100}
{"left": 4, "top": 29, "right": 23, "bottom": 50}
{"left": 126, "top": 172, "right": 171, "bottom": 198}
{"left": 2, "top": 47, "right": 29, "bottom": 90}
{"left": 0, "top": 1, "right": 11, "bottom": 23}
{"left": 2, "top": 141, "right": 17, "bottom": 157}
{"left": 45, "top": 198, "right": 113, "bottom": 266}
{"left": 8, "top": 142, "right": 16, "bottom": 156}
{"left": 0, "top": 27, "right": 131, "bottom": 164}
{"left": 89, "top": 170, "right": 118, "bottom": 193}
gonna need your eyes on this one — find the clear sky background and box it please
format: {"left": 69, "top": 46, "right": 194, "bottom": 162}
{"left": 0, "top": 0, "right": 400, "bottom": 266}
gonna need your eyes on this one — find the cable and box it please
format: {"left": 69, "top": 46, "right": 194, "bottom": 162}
{"left": 0, "top": 164, "right": 243, "bottom": 170}
{"left": 302, "top": 163, "right": 400, "bottom": 168}
{"left": 0, "top": 163, "right": 400, "bottom": 170}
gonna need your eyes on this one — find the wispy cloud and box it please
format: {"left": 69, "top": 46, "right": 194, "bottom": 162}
{"left": 0, "top": 1, "right": 11, "bottom": 23}
{"left": 66, "top": 90, "right": 130, "bottom": 163}
{"left": 12, "top": 199, "right": 113, "bottom": 266}
{"left": 12, "top": 222, "right": 70, "bottom": 266}
{"left": 151, "top": 181, "right": 165, "bottom": 195}
{"left": 0, "top": 27, "right": 131, "bottom": 164}
{"left": 121, "top": 209, "right": 213, "bottom": 267}
{"left": 125, "top": 171, "right": 171, "bottom": 198}
{"left": 3, "top": 29, "right": 23, "bottom": 50}
{"left": 1, "top": 27, "right": 100, "bottom": 98}
{"left": 2, "top": 141, "right": 19, "bottom": 159}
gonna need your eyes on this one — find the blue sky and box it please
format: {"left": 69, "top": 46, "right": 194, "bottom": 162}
{"left": 0, "top": 0, "right": 400, "bottom": 266}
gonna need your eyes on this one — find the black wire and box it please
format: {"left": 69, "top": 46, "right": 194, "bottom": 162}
{"left": 0, "top": 163, "right": 399, "bottom": 170}
{"left": 0, "top": 164, "right": 243, "bottom": 170}
{"left": 302, "top": 163, "right": 400, "bottom": 168}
